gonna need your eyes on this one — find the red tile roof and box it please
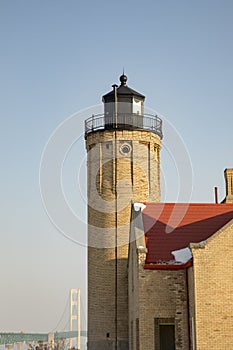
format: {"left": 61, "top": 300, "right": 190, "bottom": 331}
{"left": 141, "top": 203, "right": 233, "bottom": 268}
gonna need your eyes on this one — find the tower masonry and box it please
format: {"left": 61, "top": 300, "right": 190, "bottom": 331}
{"left": 85, "top": 74, "right": 163, "bottom": 350}
{"left": 224, "top": 168, "right": 233, "bottom": 203}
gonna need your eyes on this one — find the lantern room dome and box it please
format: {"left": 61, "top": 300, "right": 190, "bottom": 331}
{"left": 102, "top": 74, "right": 145, "bottom": 102}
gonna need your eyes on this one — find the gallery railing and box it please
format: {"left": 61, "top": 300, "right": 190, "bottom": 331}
{"left": 85, "top": 113, "right": 163, "bottom": 139}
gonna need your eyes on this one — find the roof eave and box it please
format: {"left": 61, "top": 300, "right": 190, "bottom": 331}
{"left": 144, "top": 259, "right": 193, "bottom": 270}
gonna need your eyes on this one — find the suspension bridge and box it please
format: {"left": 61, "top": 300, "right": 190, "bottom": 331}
{"left": 0, "top": 290, "right": 87, "bottom": 350}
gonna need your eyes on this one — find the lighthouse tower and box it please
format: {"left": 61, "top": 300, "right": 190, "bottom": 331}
{"left": 85, "top": 74, "right": 162, "bottom": 350}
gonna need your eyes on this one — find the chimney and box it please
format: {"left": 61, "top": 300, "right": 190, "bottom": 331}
{"left": 224, "top": 168, "right": 233, "bottom": 203}
{"left": 214, "top": 186, "right": 218, "bottom": 204}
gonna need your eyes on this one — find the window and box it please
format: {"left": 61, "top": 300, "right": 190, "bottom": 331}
{"left": 120, "top": 143, "right": 132, "bottom": 155}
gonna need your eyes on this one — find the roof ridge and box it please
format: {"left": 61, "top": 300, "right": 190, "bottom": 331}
{"left": 143, "top": 202, "right": 233, "bottom": 206}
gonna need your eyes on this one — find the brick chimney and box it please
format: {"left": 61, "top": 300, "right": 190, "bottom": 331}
{"left": 224, "top": 168, "right": 233, "bottom": 203}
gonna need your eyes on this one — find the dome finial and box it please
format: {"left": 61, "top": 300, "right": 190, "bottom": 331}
{"left": 120, "top": 70, "right": 127, "bottom": 86}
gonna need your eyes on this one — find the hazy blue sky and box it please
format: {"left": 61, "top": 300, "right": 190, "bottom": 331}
{"left": 0, "top": 0, "right": 233, "bottom": 334}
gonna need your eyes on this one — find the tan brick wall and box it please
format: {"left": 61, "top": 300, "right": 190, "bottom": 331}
{"left": 138, "top": 267, "right": 189, "bottom": 350}
{"left": 128, "top": 219, "right": 189, "bottom": 350}
{"left": 190, "top": 220, "right": 233, "bottom": 350}
{"left": 86, "top": 130, "right": 161, "bottom": 350}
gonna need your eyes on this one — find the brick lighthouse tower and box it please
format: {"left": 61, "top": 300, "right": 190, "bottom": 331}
{"left": 85, "top": 74, "right": 163, "bottom": 350}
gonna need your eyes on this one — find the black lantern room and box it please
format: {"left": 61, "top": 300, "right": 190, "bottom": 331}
{"left": 102, "top": 74, "right": 145, "bottom": 129}
{"left": 84, "top": 74, "right": 162, "bottom": 139}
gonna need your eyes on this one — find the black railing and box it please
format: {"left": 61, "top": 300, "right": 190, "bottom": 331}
{"left": 84, "top": 113, "right": 163, "bottom": 139}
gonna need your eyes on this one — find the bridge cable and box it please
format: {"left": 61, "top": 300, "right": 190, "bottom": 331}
{"left": 51, "top": 294, "right": 69, "bottom": 332}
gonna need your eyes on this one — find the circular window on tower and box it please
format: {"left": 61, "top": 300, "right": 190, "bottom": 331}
{"left": 120, "top": 143, "right": 132, "bottom": 155}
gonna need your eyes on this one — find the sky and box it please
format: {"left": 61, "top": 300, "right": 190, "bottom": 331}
{"left": 0, "top": 0, "right": 233, "bottom": 336}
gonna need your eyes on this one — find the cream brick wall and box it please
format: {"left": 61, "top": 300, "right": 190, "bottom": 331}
{"left": 139, "top": 267, "right": 189, "bottom": 350}
{"left": 190, "top": 220, "right": 233, "bottom": 350}
{"left": 128, "top": 216, "right": 190, "bottom": 350}
{"left": 86, "top": 130, "right": 161, "bottom": 350}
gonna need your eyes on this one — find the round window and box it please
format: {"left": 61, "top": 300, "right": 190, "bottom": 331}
{"left": 120, "top": 143, "right": 131, "bottom": 155}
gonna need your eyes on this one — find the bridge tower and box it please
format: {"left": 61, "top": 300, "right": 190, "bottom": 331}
{"left": 69, "top": 288, "right": 81, "bottom": 350}
{"left": 85, "top": 74, "right": 162, "bottom": 350}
